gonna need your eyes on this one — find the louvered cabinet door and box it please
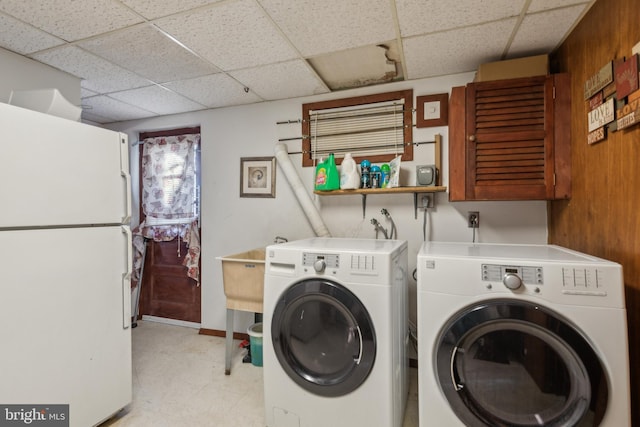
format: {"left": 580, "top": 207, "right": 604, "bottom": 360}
{"left": 449, "top": 74, "right": 570, "bottom": 201}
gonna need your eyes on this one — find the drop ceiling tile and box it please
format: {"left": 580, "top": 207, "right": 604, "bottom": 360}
{"left": 404, "top": 18, "right": 517, "bottom": 79}
{"left": 0, "top": 0, "right": 142, "bottom": 42}
{"left": 396, "top": 0, "right": 526, "bottom": 37}
{"left": 509, "top": 5, "right": 587, "bottom": 56}
{"left": 82, "top": 95, "right": 157, "bottom": 123}
{"left": 164, "top": 73, "right": 262, "bottom": 108}
{"left": 77, "top": 24, "right": 220, "bottom": 83}
{"left": 30, "top": 45, "right": 152, "bottom": 93}
{"left": 121, "top": 0, "right": 223, "bottom": 19}
{"left": 258, "top": 0, "right": 396, "bottom": 57}
{"left": 230, "top": 60, "right": 329, "bottom": 100}
{"left": 155, "top": 0, "right": 298, "bottom": 71}
{"left": 108, "top": 85, "right": 206, "bottom": 115}
{"left": 528, "top": 0, "right": 590, "bottom": 13}
{"left": 80, "top": 87, "right": 99, "bottom": 98}
{"left": 81, "top": 110, "right": 114, "bottom": 125}
{"left": 0, "top": 13, "right": 64, "bottom": 54}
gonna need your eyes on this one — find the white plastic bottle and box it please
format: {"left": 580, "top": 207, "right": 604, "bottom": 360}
{"left": 340, "top": 153, "right": 360, "bottom": 189}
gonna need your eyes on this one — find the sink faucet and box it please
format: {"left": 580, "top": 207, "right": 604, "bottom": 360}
{"left": 370, "top": 218, "right": 389, "bottom": 239}
{"left": 274, "top": 236, "right": 288, "bottom": 244}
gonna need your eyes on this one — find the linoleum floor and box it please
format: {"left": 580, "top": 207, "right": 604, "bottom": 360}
{"left": 102, "top": 320, "right": 419, "bottom": 427}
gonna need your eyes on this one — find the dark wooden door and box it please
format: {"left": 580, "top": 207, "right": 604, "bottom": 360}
{"left": 139, "top": 239, "right": 201, "bottom": 323}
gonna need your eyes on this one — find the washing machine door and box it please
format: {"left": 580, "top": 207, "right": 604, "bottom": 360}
{"left": 271, "top": 278, "right": 376, "bottom": 397}
{"left": 435, "top": 299, "right": 608, "bottom": 427}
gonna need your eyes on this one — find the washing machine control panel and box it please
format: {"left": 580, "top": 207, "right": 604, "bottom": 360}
{"left": 303, "top": 252, "right": 340, "bottom": 272}
{"left": 482, "top": 264, "right": 544, "bottom": 288}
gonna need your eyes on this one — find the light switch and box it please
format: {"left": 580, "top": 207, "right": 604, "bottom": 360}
{"left": 423, "top": 101, "right": 441, "bottom": 120}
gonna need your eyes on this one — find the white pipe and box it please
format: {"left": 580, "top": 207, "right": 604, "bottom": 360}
{"left": 274, "top": 143, "right": 331, "bottom": 237}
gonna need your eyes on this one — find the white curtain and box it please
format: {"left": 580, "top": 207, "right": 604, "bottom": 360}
{"left": 132, "top": 133, "right": 201, "bottom": 286}
{"left": 141, "top": 133, "right": 199, "bottom": 224}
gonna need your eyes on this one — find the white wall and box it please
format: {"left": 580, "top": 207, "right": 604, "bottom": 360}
{"left": 108, "top": 72, "right": 548, "bottom": 333}
{"left": 0, "top": 47, "right": 80, "bottom": 105}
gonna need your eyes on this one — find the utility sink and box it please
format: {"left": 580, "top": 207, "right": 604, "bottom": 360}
{"left": 217, "top": 248, "right": 266, "bottom": 375}
{"left": 218, "top": 248, "right": 265, "bottom": 313}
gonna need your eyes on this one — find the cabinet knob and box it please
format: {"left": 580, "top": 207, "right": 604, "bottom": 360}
{"left": 469, "top": 135, "right": 476, "bottom": 142}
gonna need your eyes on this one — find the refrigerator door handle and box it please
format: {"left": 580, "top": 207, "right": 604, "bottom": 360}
{"left": 120, "top": 135, "right": 132, "bottom": 225}
{"left": 122, "top": 226, "right": 132, "bottom": 330}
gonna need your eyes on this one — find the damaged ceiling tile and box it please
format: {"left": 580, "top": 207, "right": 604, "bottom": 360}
{"left": 309, "top": 42, "right": 403, "bottom": 90}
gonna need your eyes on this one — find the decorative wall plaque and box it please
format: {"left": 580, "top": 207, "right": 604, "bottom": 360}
{"left": 588, "top": 97, "right": 615, "bottom": 132}
{"left": 614, "top": 54, "right": 639, "bottom": 100}
{"left": 588, "top": 127, "right": 606, "bottom": 144}
{"left": 584, "top": 61, "right": 613, "bottom": 100}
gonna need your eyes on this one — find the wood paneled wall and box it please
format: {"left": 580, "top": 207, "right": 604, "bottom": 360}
{"left": 549, "top": 0, "right": 640, "bottom": 424}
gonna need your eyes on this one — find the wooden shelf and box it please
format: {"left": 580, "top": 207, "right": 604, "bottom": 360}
{"left": 314, "top": 186, "right": 447, "bottom": 196}
{"left": 314, "top": 186, "right": 447, "bottom": 218}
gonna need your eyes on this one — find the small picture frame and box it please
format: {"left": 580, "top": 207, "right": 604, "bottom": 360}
{"left": 416, "top": 93, "right": 449, "bottom": 128}
{"left": 240, "top": 156, "right": 276, "bottom": 198}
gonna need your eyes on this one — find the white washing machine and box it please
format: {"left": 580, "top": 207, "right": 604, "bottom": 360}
{"left": 417, "top": 242, "right": 631, "bottom": 427}
{"left": 263, "top": 237, "right": 408, "bottom": 427}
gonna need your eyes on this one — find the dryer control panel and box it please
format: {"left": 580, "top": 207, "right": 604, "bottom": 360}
{"left": 482, "top": 264, "right": 544, "bottom": 285}
{"left": 303, "top": 252, "right": 340, "bottom": 269}
{"left": 302, "top": 253, "right": 381, "bottom": 272}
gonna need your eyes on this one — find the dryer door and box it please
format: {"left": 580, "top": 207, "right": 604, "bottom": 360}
{"left": 271, "top": 278, "right": 376, "bottom": 397}
{"left": 435, "top": 299, "right": 608, "bottom": 427}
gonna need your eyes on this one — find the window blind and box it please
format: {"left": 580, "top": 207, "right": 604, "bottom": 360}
{"left": 309, "top": 100, "right": 405, "bottom": 161}
{"left": 301, "top": 89, "right": 413, "bottom": 167}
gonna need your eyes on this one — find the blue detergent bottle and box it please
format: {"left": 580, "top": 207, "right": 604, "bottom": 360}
{"left": 360, "top": 159, "right": 371, "bottom": 188}
{"left": 370, "top": 165, "right": 381, "bottom": 188}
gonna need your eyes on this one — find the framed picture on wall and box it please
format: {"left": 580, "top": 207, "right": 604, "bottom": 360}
{"left": 240, "top": 156, "right": 276, "bottom": 198}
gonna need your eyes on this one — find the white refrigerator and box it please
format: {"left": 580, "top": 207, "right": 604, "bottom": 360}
{"left": 0, "top": 102, "right": 133, "bottom": 426}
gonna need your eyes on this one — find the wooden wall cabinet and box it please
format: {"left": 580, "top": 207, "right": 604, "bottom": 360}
{"left": 449, "top": 74, "right": 571, "bottom": 201}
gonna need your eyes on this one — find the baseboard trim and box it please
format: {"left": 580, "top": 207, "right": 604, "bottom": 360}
{"left": 199, "top": 327, "right": 249, "bottom": 341}
{"left": 142, "top": 315, "right": 201, "bottom": 329}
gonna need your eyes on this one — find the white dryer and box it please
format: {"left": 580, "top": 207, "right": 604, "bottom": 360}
{"left": 417, "top": 242, "right": 630, "bottom": 427}
{"left": 263, "top": 238, "right": 408, "bottom": 427}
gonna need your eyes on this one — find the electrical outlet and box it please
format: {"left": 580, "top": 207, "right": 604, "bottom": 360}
{"left": 467, "top": 211, "right": 479, "bottom": 228}
{"left": 421, "top": 194, "right": 434, "bottom": 208}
